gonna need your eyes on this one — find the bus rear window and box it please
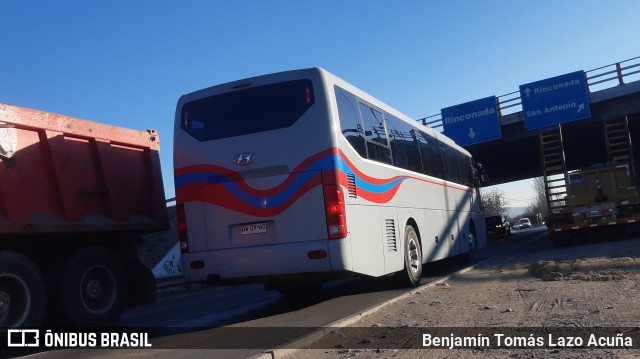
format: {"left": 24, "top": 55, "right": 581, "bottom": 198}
{"left": 181, "top": 79, "right": 314, "bottom": 141}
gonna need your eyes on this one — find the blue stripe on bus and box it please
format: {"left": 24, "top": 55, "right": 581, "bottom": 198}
{"left": 174, "top": 153, "right": 410, "bottom": 208}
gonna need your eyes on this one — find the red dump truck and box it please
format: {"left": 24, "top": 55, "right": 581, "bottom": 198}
{"left": 0, "top": 103, "right": 168, "bottom": 327}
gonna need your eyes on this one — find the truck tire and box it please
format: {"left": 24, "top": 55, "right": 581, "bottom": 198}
{"left": 0, "top": 251, "right": 47, "bottom": 327}
{"left": 49, "top": 247, "right": 128, "bottom": 327}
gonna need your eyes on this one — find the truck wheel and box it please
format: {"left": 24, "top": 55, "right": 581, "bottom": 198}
{"left": 0, "top": 251, "right": 47, "bottom": 327}
{"left": 49, "top": 247, "right": 127, "bottom": 327}
{"left": 399, "top": 225, "right": 422, "bottom": 287}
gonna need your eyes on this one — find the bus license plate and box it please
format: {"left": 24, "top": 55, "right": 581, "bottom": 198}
{"left": 241, "top": 222, "right": 267, "bottom": 235}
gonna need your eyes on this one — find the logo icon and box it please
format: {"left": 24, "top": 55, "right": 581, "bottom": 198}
{"left": 234, "top": 152, "right": 256, "bottom": 166}
{"left": 7, "top": 329, "right": 40, "bottom": 347}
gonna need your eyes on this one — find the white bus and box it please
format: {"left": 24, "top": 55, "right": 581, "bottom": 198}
{"left": 174, "top": 68, "right": 487, "bottom": 296}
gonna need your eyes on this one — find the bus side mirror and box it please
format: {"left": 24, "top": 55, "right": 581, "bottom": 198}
{"left": 480, "top": 173, "right": 489, "bottom": 185}
{"left": 473, "top": 161, "right": 489, "bottom": 186}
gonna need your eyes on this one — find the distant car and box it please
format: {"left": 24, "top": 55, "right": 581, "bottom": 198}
{"left": 518, "top": 218, "right": 532, "bottom": 229}
{"left": 485, "top": 215, "right": 511, "bottom": 238}
{"left": 511, "top": 222, "right": 522, "bottom": 230}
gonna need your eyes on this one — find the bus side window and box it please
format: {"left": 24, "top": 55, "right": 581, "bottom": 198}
{"left": 459, "top": 154, "right": 473, "bottom": 186}
{"left": 359, "top": 102, "right": 392, "bottom": 165}
{"left": 441, "top": 143, "right": 463, "bottom": 184}
{"left": 417, "top": 130, "right": 444, "bottom": 179}
{"left": 335, "top": 87, "right": 367, "bottom": 158}
{"left": 386, "top": 115, "right": 422, "bottom": 173}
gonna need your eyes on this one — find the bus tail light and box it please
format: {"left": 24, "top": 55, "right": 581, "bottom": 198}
{"left": 323, "top": 184, "right": 347, "bottom": 239}
{"left": 177, "top": 203, "right": 190, "bottom": 253}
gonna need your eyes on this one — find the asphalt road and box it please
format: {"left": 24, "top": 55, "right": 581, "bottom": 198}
{"left": 4, "top": 227, "right": 547, "bottom": 359}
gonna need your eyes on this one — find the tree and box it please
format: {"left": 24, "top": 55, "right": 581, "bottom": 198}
{"left": 481, "top": 187, "right": 508, "bottom": 216}
{"left": 527, "top": 177, "right": 547, "bottom": 217}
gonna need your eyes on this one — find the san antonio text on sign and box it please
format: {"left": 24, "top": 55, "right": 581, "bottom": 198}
{"left": 525, "top": 101, "right": 586, "bottom": 118}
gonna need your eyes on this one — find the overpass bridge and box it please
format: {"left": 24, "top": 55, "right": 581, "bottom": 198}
{"left": 420, "top": 57, "right": 640, "bottom": 186}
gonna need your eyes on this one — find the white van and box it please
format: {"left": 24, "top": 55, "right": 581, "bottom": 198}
{"left": 518, "top": 218, "right": 532, "bottom": 229}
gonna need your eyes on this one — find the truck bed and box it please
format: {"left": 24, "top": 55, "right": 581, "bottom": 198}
{"left": 0, "top": 103, "right": 168, "bottom": 235}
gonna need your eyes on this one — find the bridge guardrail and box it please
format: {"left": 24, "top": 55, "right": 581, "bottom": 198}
{"left": 420, "top": 56, "right": 640, "bottom": 132}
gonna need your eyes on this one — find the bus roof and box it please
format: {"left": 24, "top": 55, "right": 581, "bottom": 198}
{"left": 176, "top": 67, "right": 471, "bottom": 158}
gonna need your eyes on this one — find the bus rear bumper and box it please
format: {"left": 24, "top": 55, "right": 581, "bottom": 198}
{"left": 181, "top": 238, "right": 353, "bottom": 284}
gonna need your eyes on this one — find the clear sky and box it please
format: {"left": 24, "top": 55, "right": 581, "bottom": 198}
{"left": 2, "top": 1, "right": 639, "bottom": 204}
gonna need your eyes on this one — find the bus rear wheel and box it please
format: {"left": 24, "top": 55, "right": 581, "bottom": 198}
{"left": 400, "top": 225, "right": 422, "bottom": 287}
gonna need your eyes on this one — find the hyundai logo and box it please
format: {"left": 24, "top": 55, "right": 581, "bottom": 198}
{"left": 234, "top": 152, "right": 256, "bottom": 166}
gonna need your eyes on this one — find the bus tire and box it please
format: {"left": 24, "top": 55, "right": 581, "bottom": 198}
{"left": 49, "top": 247, "right": 127, "bottom": 327}
{"left": 462, "top": 223, "right": 478, "bottom": 263}
{"left": 0, "top": 251, "right": 47, "bottom": 327}
{"left": 401, "top": 225, "right": 422, "bottom": 287}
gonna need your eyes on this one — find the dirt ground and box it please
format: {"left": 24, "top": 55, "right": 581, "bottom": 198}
{"left": 284, "top": 235, "right": 640, "bottom": 359}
